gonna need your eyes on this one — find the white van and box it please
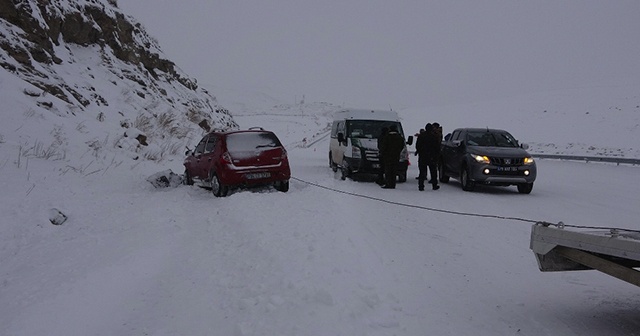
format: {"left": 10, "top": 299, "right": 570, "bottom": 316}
{"left": 329, "top": 109, "right": 413, "bottom": 181}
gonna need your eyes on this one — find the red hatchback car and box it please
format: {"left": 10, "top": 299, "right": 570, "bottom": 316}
{"left": 183, "top": 128, "right": 291, "bottom": 197}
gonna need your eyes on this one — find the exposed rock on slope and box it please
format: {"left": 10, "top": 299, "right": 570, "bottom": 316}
{"left": 0, "top": 0, "right": 237, "bottom": 163}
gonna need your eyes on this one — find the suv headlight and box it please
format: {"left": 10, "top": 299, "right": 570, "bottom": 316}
{"left": 524, "top": 157, "right": 535, "bottom": 165}
{"left": 473, "top": 154, "right": 490, "bottom": 164}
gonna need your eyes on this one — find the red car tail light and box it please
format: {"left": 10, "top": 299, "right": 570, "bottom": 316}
{"left": 221, "top": 152, "right": 232, "bottom": 164}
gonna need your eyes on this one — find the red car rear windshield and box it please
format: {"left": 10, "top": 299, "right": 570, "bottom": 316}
{"left": 226, "top": 132, "right": 282, "bottom": 154}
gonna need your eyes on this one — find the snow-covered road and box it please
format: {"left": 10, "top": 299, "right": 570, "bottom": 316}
{"left": 3, "top": 109, "right": 640, "bottom": 336}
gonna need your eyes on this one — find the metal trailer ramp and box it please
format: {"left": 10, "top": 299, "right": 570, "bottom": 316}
{"left": 530, "top": 223, "right": 640, "bottom": 287}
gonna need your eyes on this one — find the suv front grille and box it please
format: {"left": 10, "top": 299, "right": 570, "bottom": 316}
{"left": 494, "top": 170, "right": 522, "bottom": 176}
{"left": 490, "top": 157, "right": 523, "bottom": 166}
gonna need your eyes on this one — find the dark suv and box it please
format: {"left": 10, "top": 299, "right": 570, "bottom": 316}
{"left": 184, "top": 128, "right": 291, "bottom": 197}
{"left": 439, "top": 128, "right": 536, "bottom": 194}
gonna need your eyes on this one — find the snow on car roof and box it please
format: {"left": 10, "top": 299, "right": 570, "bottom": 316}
{"left": 333, "top": 109, "right": 400, "bottom": 122}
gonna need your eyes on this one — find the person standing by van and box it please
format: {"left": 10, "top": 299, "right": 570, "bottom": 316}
{"left": 380, "top": 125, "right": 405, "bottom": 189}
{"left": 376, "top": 127, "right": 389, "bottom": 185}
{"left": 416, "top": 123, "right": 432, "bottom": 191}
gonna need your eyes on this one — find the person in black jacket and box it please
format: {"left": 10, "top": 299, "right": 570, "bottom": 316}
{"left": 416, "top": 123, "right": 442, "bottom": 191}
{"left": 415, "top": 123, "right": 431, "bottom": 191}
{"left": 380, "top": 125, "right": 405, "bottom": 189}
{"left": 376, "top": 127, "right": 389, "bottom": 185}
{"left": 424, "top": 123, "right": 442, "bottom": 190}
{"left": 416, "top": 124, "right": 433, "bottom": 191}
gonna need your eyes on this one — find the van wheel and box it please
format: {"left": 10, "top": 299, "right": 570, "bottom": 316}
{"left": 210, "top": 171, "right": 229, "bottom": 197}
{"left": 340, "top": 157, "right": 350, "bottom": 180}
{"left": 461, "top": 166, "right": 475, "bottom": 192}
{"left": 517, "top": 182, "right": 533, "bottom": 194}
{"left": 329, "top": 152, "right": 338, "bottom": 172}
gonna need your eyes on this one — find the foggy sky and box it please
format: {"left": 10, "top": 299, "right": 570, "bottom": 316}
{"left": 120, "top": 1, "right": 640, "bottom": 108}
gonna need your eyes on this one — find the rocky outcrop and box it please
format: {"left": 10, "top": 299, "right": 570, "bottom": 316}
{"left": 0, "top": 0, "right": 237, "bottom": 162}
{"left": 0, "top": 0, "right": 193, "bottom": 85}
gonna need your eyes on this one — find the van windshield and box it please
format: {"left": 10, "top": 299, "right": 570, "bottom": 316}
{"left": 346, "top": 120, "right": 404, "bottom": 139}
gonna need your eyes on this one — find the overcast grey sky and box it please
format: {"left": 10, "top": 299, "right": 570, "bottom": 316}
{"left": 121, "top": 1, "right": 640, "bottom": 109}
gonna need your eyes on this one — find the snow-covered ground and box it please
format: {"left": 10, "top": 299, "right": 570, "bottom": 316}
{"left": 2, "top": 85, "right": 640, "bottom": 335}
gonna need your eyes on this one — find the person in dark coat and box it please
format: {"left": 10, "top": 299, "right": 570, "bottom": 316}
{"left": 432, "top": 122, "right": 443, "bottom": 184}
{"left": 433, "top": 122, "right": 443, "bottom": 143}
{"left": 416, "top": 123, "right": 432, "bottom": 191}
{"left": 380, "top": 125, "right": 405, "bottom": 189}
{"left": 376, "top": 127, "right": 389, "bottom": 185}
{"left": 424, "top": 122, "right": 442, "bottom": 190}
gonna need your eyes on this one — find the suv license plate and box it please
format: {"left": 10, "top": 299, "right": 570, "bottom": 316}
{"left": 246, "top": 172, "right": 271, "bottom": 179}
{"left": 497, "top": 167, "right": 518, "bottom": 172}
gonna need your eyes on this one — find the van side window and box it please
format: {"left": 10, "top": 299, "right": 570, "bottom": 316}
{"left": 331, "top": 120, "right": 347, "bottom": 139}
{"left": 336, "top": 121, "right": 345, "bottom": 137}
{"left": 331, "top": 121, "right": 339, "bottom": 138}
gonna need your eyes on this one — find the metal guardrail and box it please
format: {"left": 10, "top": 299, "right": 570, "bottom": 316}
{"left": 404, "top": 150, "right": 640, "bottom": 166}
{"left": 532, "top": 154, "right": 640, "bottom": 165}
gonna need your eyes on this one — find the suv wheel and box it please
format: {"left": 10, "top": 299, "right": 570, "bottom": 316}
{"left": 438, "top": 161, "right": 449, "bottom": 183}
{"left": 517, "top": 182, "right": 533, "bottom": 194}
{"left": 461, "top": 166, "right": 475, "bottom": 192}
{"left": 210, "top": 171, "right": 229, "bottom": 197}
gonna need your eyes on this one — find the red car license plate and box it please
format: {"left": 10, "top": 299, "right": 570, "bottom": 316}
{"left": 246, "top": 172, "right": 271, "bottom": 179}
